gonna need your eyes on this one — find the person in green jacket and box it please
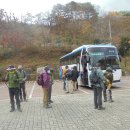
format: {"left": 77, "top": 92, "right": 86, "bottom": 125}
{"left": 5, "top": 65, "right": 22, "bottom": 112}
{"left": 90, "top": 63, "right": 105, "bottom": 110}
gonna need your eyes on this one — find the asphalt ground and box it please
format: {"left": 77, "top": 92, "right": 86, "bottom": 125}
{"left": 0, "top": 76, "right": 130, "bottom": 130}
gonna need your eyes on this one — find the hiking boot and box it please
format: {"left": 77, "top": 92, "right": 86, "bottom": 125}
{"left": 10, "top": 108, "right": 15, "bottom": 112}
{"left": 109, "top": 100, "right": 114, "bottom": 103}
{"left": 94, "top": 106, "right": 98, "bottom": 109}
{"left": 98, "top": 107, "right": 105, "bottom": 110}
{"left": 45, "top": 104, "right": 52, "bottom": 109}
{"left": 49, "top": 100, "right": 53, "bottom": 103}
{"left": 18, "top": 108, "right": 22, "bottom": 112}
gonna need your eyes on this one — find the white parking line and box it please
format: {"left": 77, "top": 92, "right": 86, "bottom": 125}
{"left": 78, "top": 88, "right": 89, "bottom": 94}
{"left": 0, "top": 99, "right": 9, "bottom": 102}
{"left": 28, "top": 81, "right": 36, "bottom": 99}
{"left": 0, "top": 86, "right": 5, "bottom": 89}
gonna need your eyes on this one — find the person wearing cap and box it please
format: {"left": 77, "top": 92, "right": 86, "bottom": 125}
{"left": 89, "top": 63, "right": 105, "bottom": 110}
{"left": 5, "top": 65, "right": 22, "bottom": 112}
{"left": 42, "top": 66, "right": 52, "bottom": 108}
{"left": 17, "top": 65, "right": 27, "bottom": 102}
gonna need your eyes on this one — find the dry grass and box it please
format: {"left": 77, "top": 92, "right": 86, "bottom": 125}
{"left": 0, "top": 45, "right": 73, "bottom": 80}
{"left": 0, "top": 45, "right": 129, "bottom": 80}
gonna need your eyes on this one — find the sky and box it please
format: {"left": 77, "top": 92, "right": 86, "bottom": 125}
{"left": 0, "top": 0, "right": 130, "bottom": 17}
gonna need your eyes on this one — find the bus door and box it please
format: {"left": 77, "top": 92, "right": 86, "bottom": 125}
{"left": 80, "top": 51, "right": 90, "bottom": 86}
{"left": 76, "top": 56, "right": 83, "bottom": 86}
{"left": 80, "top": 55, "right": 90, "bottom": 86}
{"left": 77, "top": 49, "right": 90, "bottom": 86}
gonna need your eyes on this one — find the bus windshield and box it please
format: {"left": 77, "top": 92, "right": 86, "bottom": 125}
{"left": 88, "top": 47, "right": 120, "bottom": 70}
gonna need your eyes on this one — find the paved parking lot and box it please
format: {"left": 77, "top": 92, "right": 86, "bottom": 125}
{"left": 0, "top": 76, "right": 130, "bottom": 130}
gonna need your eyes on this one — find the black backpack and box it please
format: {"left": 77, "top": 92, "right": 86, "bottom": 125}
{"left": 65, "top": 69, "right": 72, "bottom": 80}
{"left": 90, "top": 70, "right": 100, "bottom": 84}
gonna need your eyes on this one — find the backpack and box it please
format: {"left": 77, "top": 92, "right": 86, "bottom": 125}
{"left": 71, "top": 70, "right": 79, "bottom": 81}
{"left": 90, "top": 70, "right": 100, "bottom": 84}
{"left": 65, "top": 69, "right": 72, "bottom": 80}
{"left": 37, "top": 74, "right": 44, "bottom": 86}
{"left": 106, "top": 72, "right": 113, "bottom": 82}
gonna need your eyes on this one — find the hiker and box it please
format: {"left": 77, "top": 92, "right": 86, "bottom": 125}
{"left": 81, "top": 55, "right": 88, "bottom": 84}
{"left": 65, "top": 65, "right": 72, "bottom": 93}
{"left": 104, "top": 66, "right": 114, "bottom": 103}
{"left": 81, "top": 55, "right": 88, "bottom": 73}
{"left": 4, "top": 65, "right": 22, "bottom": 112}
{"left": 62, "top": 66, "right": 67, "bottom": 91}
{"left": 48, "top": 68, "right": 54, "bottom": 104}
{"left": 42, "top": 66, "right": 52, "bottom": 108}
{"left": 17, "top": 65, "right": 27, "bottom": 102}
{"left": 71, "top": 66, "right": 79, "bottom": 91}
{"left": 90, "top": 63, "right": 105, "bottom": 110}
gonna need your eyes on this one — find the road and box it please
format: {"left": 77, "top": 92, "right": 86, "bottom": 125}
{"left": 0, "top": 76, "right": 129, "bottom": 101}
{"left": 0, "top": 76, "right": 130, "bottom": 130}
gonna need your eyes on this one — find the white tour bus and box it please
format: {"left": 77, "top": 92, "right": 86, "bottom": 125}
{"left": 60, "top": 44, "right": 122, "bottom": 87}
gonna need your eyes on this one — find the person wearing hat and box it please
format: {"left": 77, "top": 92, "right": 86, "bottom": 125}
{"left": 5, "top": 65, "right": 22, "bottom": 112}
{"left": 42, "top": 66, "right": 52, "bottom": 108}
{"left": 90, "top": 63, "right": 105, "bottom": 110}
{"left": 17, "top": 65, "right": 27, "bottom": 102}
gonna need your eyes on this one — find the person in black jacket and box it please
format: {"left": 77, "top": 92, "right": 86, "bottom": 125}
{"left": 71, "top": 66, "right": 79, "bottom": 92}
{"left": 64, "top": 66, "right": 72, "bottom": 93}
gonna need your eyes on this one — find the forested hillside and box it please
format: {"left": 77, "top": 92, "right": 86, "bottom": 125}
{"left": 0, "top": 1, "right": 130, "bottom": 78}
